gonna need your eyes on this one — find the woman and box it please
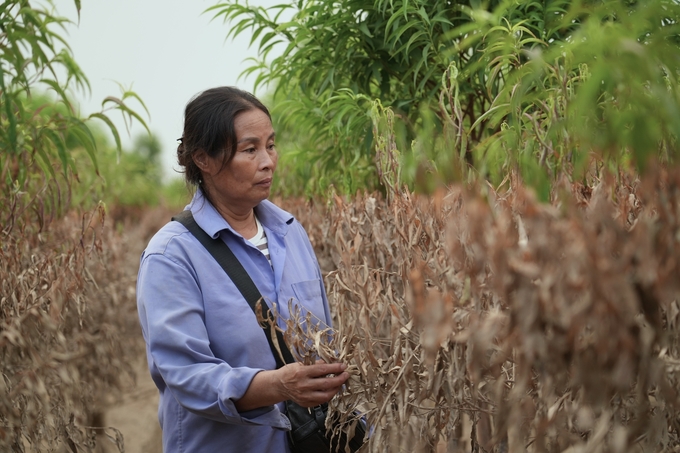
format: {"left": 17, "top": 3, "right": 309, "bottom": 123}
{"left": 137, "top": 87, "right": 349, "bottom": 452}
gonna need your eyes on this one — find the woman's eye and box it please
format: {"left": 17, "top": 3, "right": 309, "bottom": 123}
{"left": 244, "top": 147, "right": 256, "bottom": 153}
{"left": 267, "top": 144, "right": 276, "bottom": 150}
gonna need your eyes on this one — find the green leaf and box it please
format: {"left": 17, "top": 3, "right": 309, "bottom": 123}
{"left": 69, "top": 118, "right": 99, "bottom": 174}
{"left": 102, "top": 95, "right": 150, "bottom": 134}
{"left": 41, "top": 127, "right": 73, "bottom": 180}
{"left": 88, "top": 112, "right": 122, "bottom": 153}
{"left": 35, "top": 143, "right": 58, "bottom": 183}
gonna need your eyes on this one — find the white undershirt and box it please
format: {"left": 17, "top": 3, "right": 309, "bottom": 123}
{"left": 247, "top": 215, "right": 271, "bottom": 266}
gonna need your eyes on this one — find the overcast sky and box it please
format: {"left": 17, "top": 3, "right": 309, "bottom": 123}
{"left": 49, "top": 0, "right": 283, "bottom": 181}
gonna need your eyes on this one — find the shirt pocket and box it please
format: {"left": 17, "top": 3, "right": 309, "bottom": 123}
{"left": 291, "top": 279, "right": 325, "bottom": 323}
{"left": 291, "top": 279, "right": 322, "bottom": 305}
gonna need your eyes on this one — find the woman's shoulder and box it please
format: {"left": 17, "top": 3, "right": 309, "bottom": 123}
{"left": 143, "top": 218, "right": 195, "bottom": 258}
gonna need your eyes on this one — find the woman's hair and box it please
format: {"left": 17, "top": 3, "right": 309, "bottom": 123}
{"left": 177, "top": 86, "right": 271, "bottom": 189}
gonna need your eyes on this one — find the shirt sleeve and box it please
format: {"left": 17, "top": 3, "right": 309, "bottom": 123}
{"left": 137, "top": 251, "right": 290, "bottom": 429}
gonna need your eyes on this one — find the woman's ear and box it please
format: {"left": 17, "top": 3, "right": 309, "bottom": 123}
{"left": 192, "top": 150, "right": 211, "bottom": 173}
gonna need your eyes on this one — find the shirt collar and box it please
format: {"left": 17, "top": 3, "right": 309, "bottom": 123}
{"left": 187, "top": 189, "right": 294, "bottom": 239}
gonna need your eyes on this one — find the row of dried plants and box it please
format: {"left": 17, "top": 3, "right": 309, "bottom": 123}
{"left": 1, "top": 3, "right": 153, "bottom": 448}
{"left": 5, "top": 161, "right": 678, "bottom": 452}
{"left": 279, "top": 163, "right": 680, "bottom": 452}
{"left": 0, "top": 195, "right": 168, "bottom": 452}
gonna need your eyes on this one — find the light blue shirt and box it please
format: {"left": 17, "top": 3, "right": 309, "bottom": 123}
{"left": 136, "top": 190, "right": 332, "bottom": 453}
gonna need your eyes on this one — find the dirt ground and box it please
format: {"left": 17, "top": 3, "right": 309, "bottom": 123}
{"left": 99, "top": 355, "right": 162, "bottom": 453}
{"left": 99, "top": 356, "right": 162, "bottom": 453}
{"left": 95, "top": 210, "right": 168, "bottom": 453}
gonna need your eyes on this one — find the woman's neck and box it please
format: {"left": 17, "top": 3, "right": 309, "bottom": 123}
{"left": 208, "top": 198, "right": 256, "bottom": 239}
{"left": 200, "top": 183, "right": 259, "bottom": 238}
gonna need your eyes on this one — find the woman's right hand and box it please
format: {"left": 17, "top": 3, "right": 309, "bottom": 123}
{"left": 234, "top": 361, "right": 350, "bottom": 412}
{"left": 276, "top": 362, "right": 349, "bottom": 408}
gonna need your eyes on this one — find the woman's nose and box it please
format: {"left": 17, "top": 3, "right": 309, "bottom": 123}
{"left": 259, "top": 148, "right": 276, "bottom": 169}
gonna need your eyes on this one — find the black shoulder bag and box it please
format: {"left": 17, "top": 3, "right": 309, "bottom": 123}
{"left": 173, "top": 211, "right": 366, "bottom": 453}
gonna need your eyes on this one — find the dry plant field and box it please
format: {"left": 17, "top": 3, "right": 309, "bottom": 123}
{"left": 3, "top": 166, "right": 680, "bottom": 452}
{"left": 0, "top": 198, "right": 168, "bottom": 452}
{"left": 280, "top": 166, "right": 680, "bottom": 452}
{"left": 3, "top": 1, "right": 679, "bottom": 452}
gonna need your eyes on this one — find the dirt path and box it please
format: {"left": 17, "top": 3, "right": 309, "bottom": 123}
{"left": 97, "top": 209, "right": 170, "bottom": 453}
{"left": 101, "top": 356, "right": 162, "bottom": 453}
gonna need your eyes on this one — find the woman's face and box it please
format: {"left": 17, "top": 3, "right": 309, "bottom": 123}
{"left": 201, "top": 108, "right": 278, "bottom": 214}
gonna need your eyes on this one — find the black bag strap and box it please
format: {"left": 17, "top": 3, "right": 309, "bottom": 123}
{"left": 172, "top": 210, "right": 295, "bottom": 369}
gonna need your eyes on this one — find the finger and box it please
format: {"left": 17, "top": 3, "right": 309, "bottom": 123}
{"left": 305, "top": 362, "right": 347, "bottom": 378}
{"left": 324, "top": 371, "right": 350, "bottom": 387}
{"left": 316, "top": 380, "right": 347, "bottom": 399}
{"left": 297, "top": 387, "right": 345, "bottom": 407}
{"left": 308, "top": 372, "right": 350, "bottom": 392}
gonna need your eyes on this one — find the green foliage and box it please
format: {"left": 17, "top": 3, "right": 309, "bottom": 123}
{"left": 161, "top": 176, "right": 195, "bottom": 210}
{"left": 71, "top": 131, "right": 164, "bottom": 210}
{"left": 466, "top": 0, "right": 680, "bottom": 191}
{"left": 75, "top": 127, "right": 195, "bottom": 213}
{"left": 209, "top": 0, "right": 462, "bottom": 194}
{"left": 267, "top": 89, "right": 377, "bottom": 196}
{"left": 70, "top": 126, "right": 192, "bottom": 215}
{"left": 0, "top": 0, "right": 148, "bottom": 219}
{"left": 211, "top": 0, "right": 680, "bottom": 197}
